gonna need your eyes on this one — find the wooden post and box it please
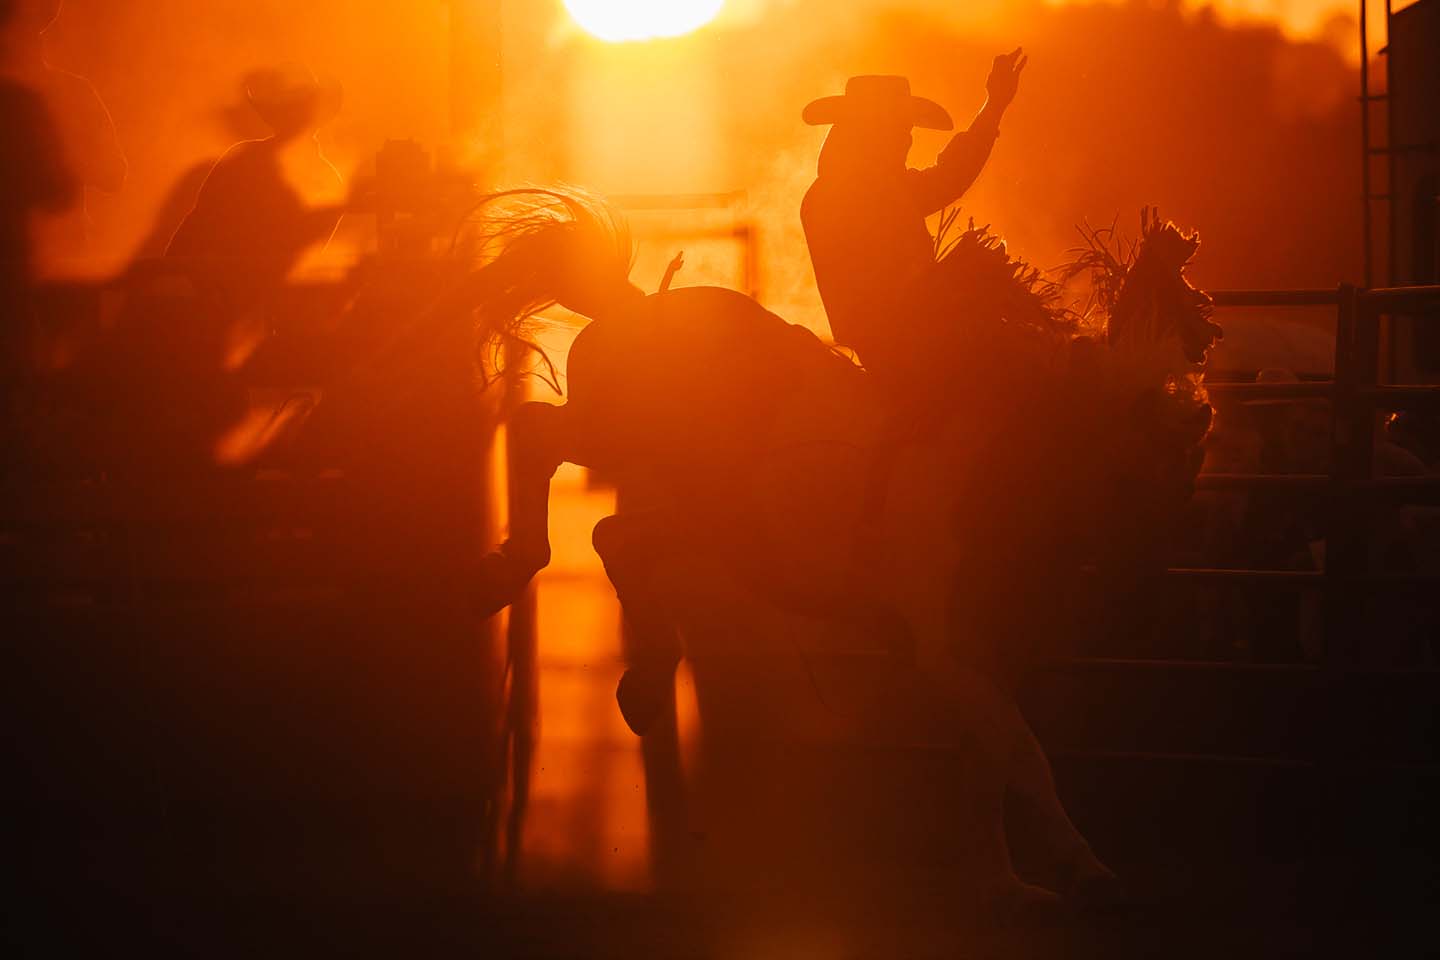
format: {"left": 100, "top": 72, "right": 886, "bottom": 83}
{"left": 1361, "top": 0, "right": 1374, "bottom": 289}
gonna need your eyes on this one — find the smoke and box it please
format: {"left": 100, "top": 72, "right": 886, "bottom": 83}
{"left": 42, "top": 0, "right": 455, "bottom": 275}
{"left": 35, "top": 0, "right": 1364, "bottom": 306}
{"left": 742, "top": 143, "right": 829, "bottom": 335}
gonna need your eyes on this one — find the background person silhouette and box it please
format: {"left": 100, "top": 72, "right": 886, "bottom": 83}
{"left": 0, "top": 71, "right": 72, "bottom": 293}
{"left": 801, "top": 51, "right": 1025, "bottom": 387}
{"left": 127, "top": 81, "right": 270, "bottom": 264}
{"left": 165, "top": 62, "right": 346, "bottom": 368}
{"left": 0, "top": 0, "right": 125, "bottom": 275}
{"left": 0, "top": 74, "right": 72, "bottom": 412}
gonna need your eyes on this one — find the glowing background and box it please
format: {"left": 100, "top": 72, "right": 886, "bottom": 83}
{"left": 563, "top": 0, "right": 725, "bottom": 41}
{"left": 20, "top": 0, "right": 1425, "bottom": 894}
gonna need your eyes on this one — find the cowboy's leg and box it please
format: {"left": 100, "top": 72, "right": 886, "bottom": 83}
{"left": 592, "top": 511, "right": 686, "bottom": 736}
{"left": 475, "top": 401, "right": 568, "bottom": 618}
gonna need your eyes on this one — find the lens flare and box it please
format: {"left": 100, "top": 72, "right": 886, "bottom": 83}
{"left": 564, "top": 0, "right": 725, "bottom": 42}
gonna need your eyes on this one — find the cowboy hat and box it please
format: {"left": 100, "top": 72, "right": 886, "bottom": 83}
{"left": 243, "top": 62, "right": 343, "bottom": 132}
{"left": 802, "top": 75, "right": 953, "bottom": 131}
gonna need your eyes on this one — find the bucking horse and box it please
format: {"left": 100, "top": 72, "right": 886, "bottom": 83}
{"left": 450, "top": 187, "right": 1220, "bottom": 915}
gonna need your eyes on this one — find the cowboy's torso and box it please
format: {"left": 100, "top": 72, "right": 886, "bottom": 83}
{"left": 802, "top": 168, "right": 934, "bottom": 371}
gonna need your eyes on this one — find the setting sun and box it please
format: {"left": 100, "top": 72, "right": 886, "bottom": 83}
{"left": 563, "top": 0, "right": 725, "bottom": 42}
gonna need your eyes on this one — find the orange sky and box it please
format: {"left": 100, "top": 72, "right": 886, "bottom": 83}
{"left": 1175, "top": 0, "right": 1413, "bottom": 46}
{"left": 712, "top": 0, "right": 1414, "bottom": 58}
{"left": 36, "top": 0, "right": 1396, "bottom": 293}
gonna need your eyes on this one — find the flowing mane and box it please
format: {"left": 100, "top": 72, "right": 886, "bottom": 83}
{"left": 454, "top": 186, "right": 634, "bottom": 390}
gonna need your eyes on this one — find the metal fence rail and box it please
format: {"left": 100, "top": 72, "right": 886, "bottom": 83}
{"left": 1179, "top": 281, "right": 1440, "bottom": 576}
{"left": 1032, "top": 282, "right": 1440, "bottom": 773}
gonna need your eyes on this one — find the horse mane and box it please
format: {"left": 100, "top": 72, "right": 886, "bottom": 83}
{"left": 919, "top": 209, "right": 1220, "bottom": 587}
{"left": 453, "top": 185, "right": 635, "bottom": 392}
{"left": 1059, "top": 208, "right": 1221, "bottom": 422}
{"left": 932, "top": 211, "right": 1083, "bottom": 342}
{"left": 1063, "top": 208, "right": 1219, "bottom": 359}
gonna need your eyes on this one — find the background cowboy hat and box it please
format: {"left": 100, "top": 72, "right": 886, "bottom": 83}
{"left": 243, "top": 62, "right": 343, "bottom": 135}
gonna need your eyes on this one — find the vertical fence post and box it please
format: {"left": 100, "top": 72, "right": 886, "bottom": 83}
{"left": 1327, "top": 283, "right": 1368, "bottom": 668}
{"left": 1360, "top": 0, "right": 1373, "bottom": 288}
{"left": 1318, "top": 282, "right": 1367, "bottom": 906}
{"left": 499, "top": 350, "right": 539, "bottom": 889}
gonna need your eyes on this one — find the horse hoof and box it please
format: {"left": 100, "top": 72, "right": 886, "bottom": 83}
{"left": 616, "top": 667, "right": 669, "bottom": 736}
{"left": 472, "top": 549, "right": 538, "bottom": 619}
{"left": 1059, "top": 856, "right": 1126, "bottom": 912}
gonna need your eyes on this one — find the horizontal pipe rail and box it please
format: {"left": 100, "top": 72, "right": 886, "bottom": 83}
{"left": 1357, "top": 385, "right": 1440, "bottom": 406}
{"left": 1204, "top": 382, "right": 1440, "bottom": 407}
{"left": 1359, "top": 284, "right": 1440, "bottom": 311}
{"left": 1051, "top": 749, "right": 1318, "bottom": 770}
{"left": 1207, "top": 285, "right": 1440, "bottom": 313}
{"left": 1035, "top": 657, "right": 1320, "bottom": 675}
{"left": 1208, "top": 286, "right": 1440, "bottom": 311}
{"left": 1161, "top": 568, "right": 1440, "bottom": 591}
{"left": 1033, "top": 657, "right": 1440, "bottom": 678}
{"left": 1162, "top": 568, "right": 1322, "bottom": 584}
{"left": 1196, "top": 473, "right": 1440, "bottom": 499}
{"left": 1196, "top": 473, "right": 1329, "bottom": 491}
{"left": 1356, "top": 477, "right": 1440, "bottom": 498}
{"left": 1049, "top": 749, "right": 1440, "bottom": 776}
{"left": 1209, "top": 289, "right": 1339, "bottom": 307}
{"left": 1206, "top": 381, "right": 1335, "bottom": 400}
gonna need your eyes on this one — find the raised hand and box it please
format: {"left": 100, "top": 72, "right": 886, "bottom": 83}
{"left": 985, "top": 47, "right": 1028, "bottom": 111}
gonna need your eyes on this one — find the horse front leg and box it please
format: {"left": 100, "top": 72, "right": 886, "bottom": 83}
{"left": 592, "top": 511, "right": 685, "bottom": 736}
{"left": 474, "top": 401, "right": 569, "bottom": 618}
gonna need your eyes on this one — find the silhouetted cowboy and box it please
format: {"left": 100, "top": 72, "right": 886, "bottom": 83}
{"left": 0, "top": 76, "right": 71, "bottom": 399}
{"left": 0, "top": 0, "right": 125, "bottom": 274}
{"left": 801, "top": 52, "right": 1026, "bottom": 387}
{"left": 167, "top": 63, "right": 346, "bottom": 335}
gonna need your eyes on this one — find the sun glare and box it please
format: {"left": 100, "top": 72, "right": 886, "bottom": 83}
{"left": 564, "top": 0, "right": 725, "bottom": 42}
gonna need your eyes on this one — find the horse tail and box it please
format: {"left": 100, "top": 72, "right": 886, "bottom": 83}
{"left": 451, "top": 186, "right": 634, "bottom": 391}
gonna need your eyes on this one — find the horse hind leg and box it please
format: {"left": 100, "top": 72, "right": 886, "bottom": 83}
{"left": 927, "top": 649, "right": 1122, "bottom": 909}
{"left": 474, "top": 401, "right": 568, "bottom": 618}
{"left": 903, "top": 653, "right": 1067, "bottom": 920}
{"left": 1005, "top": 720, "right": 1124, "bottom": 908}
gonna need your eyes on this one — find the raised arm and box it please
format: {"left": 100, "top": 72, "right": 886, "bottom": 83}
{"left": 907, "top": 48, "right": 1028, "bottom": 215}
